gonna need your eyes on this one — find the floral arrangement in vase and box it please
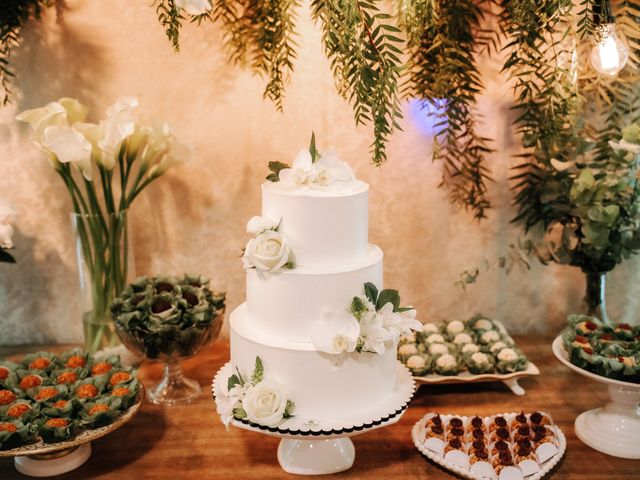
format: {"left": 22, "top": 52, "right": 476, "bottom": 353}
{"left": 311, "top": 282, "right": 423, "bottom": 355}
{"left": 16, "top": 97, "right": 190, "bottom": 352}
{"left": 0, "top": 199, "right": 16, "bottom": 263}
{"left": 111, "top": 274, "right": 225, "bottom": 405}
{"left": 459, "top": 123, "right": 640, "bottom": 322}
{"left": 218, "top": 356, "right": 295, "bottom": 429}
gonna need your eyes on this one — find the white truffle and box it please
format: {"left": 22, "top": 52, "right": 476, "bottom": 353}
{"left": 497, "top": 348, "right": 518, "bottom": 362}
{"left": 462, "top": 343, "right": 480, "bottom": 354}
{"left": 407, "top": 355, "right": 427, "bottom": 370}
{"left": 436, "top": 354, "right": 457, "bottom": 369}
{"left": 429, "top": 343, "right": 449, "bottom": 356}
{"left": 399, "top": 343, "right": 418, "bottom": 356}
{"left": 471, "top": 352, "right": 490, "bottom": 365}
{"left": 481, "top": 331, "right": 500, "bottom": 344}
{"left": 453, "top": 333, "right": 473, "bottom": 345}
{"left": 426, "top": 333, "right": 446, "bottom": 344}
{"left": 422, "top": 323, "right": 440, "bottom": 334}
{"left": 474, "top": 319, "right": 493, "bottom": 331}
{"left": 489, "top": 341, "right": 507, "bottom": 353}
{"left": 446, "top": 320, "right": 465, "bottom": 335}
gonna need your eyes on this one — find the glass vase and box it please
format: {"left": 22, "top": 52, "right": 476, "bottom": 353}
{"left": 584, "top": 271, "right": 610, "bottom": 325}
{"left": 72, "top": 210, "right": 135, "bottom": 353}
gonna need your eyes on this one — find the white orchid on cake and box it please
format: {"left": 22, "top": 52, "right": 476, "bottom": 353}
{"left": 266, "top": 133, "right": 356, "bottom": 193}
{"left": 311, "top": 282, "right": 423, "bottom": 356}
{"left": 218, "top": 357, "right": 295, "bottom": 429}
{"left": 242, "top": 216, "right": 295, "bottom": 273}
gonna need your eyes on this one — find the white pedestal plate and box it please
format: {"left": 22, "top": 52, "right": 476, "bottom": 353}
{"left": 212, "top": 361, "right": 415, "bottom": 475}
{"left": 552, "top": 336, "right": 640, "bottom": 459}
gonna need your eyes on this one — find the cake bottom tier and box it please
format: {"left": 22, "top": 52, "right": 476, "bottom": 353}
{"left": 230, "top": 304, "right": 398, "bottom": 421}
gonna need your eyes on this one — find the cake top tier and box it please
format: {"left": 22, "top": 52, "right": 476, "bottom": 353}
{"left": 266, "top": 136, "right": 364, "bottom": 195}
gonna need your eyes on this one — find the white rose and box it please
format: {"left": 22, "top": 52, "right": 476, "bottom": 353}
{"left": 446, "top": 320, "right": 465, "bottom": 335}
{"left": 241, "top": 379, "right": 288, "bottom": 427}
{"left": 246, "top": 216, "right": 278, "bottom": 235}
{"left": 474, "top": 319, "right": 493, "bottom": 331}
{"left": 311, "top": 310, "right": 360, "bottom": 355}
{"left": 429, "top": 343, "right": 449, "bottom": 356}
{"left": 490, "top": 341, "right": 507, "bottom": 353}
{"left": 175, "top": 0, "right": 212, "bottom": 15}
{"left": 422, "top": 323, "right": 440, "bottom": 334}
{"left": 426, "top": 333, "right": 445, "bottom": 344}
{"left": 398, "top": 343, "right": 418, "bottom": 356}
{"left": 406, "top": 355, "right": 426, "bottom": 370}
{"left": 471, "top": 352, "right": 490, "bottom": 365}
{"left": 242, "top": 230, "right": 291, "bottom": 272}
{"left": 497, "top": 348, "right": 518, "bottom": 362}
{"left": 481, "top": 331, "right": 500, "bottom": 344}
{"left": 436, "top": 354, "right": 457, "bottom": 369}
{"left": 462, "top": 343, "right": 480, "bottom": 354}
{"left": 453, "top": 333, "right": 473, "bottom": 345}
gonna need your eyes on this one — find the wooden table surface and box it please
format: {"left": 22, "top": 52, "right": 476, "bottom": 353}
{"left": 1, "top": 336, "right": 638, "bottom": 479}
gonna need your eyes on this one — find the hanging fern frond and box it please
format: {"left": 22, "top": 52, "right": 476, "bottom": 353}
{"left": 311, "top": 0, "right": 403, "bottom": 164}
{"left": 0, "top": 0, "right": 51, "bottom": 105}
{"left": 401, "top": 0, "right": 494, "bottom": 219}
{"left": 156, "top": 0, "right": 183, "bottom": 51}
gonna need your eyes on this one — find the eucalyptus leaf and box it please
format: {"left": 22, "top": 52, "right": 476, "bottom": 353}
{"left": 376, "top": 289, "right": 400, "bottom": 311}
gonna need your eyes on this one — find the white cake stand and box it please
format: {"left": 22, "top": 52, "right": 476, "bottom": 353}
{"left": 212, "top": 361, "right": 415, "bottom": 475}
{"left": 552, "top": 335, "right": 640, "bottom": 459}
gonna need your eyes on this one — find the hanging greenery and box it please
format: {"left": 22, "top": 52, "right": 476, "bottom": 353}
{"left": 0, "top": 0, "right": 55, "bottom": 105}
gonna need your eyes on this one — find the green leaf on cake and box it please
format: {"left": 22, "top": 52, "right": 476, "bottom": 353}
{"left": 228, "top": 374, "right": 242, "bottom": 391}
{"left": 283, "top": 399, "right": 295, "bottom": 418}
{"left": 266, "top": 161, "right": 290, "bottom": 182}
{"left": 252, "top": 356, "right": 264, "bottom": 384}
{"left": 350, "top": 296, "right": 369, "bottom": 320}
{"left": 376, "top": 289, "right": 400, "bottom": 311}
{"left": 309, "top": 132, "right": 319, "bottom": 163}
{"left": 364, "top": 282, "right": 378, "bottom": 305}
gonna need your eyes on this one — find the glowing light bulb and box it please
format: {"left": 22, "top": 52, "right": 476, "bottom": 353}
{"left": 590, "top": 23, "right": 628, "bottom": 77}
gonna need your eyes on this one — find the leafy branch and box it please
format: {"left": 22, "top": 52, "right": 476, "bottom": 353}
{"left": 156, "top": 0, "right": 183, "bottom": 51}
{"left": 311, "top": 0, "right": 403, "bottom": 164}
{"left": 401, "top": 0, "right": 495, "bottom": 219}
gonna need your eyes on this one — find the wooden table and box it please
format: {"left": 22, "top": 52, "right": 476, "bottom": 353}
{"left": 1, "top": 336, "right": 638, "bottom": 479}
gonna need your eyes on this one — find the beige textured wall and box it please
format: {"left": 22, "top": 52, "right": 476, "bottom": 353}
{"left": 1, "top": 0, "right": 638, "bottom": 345}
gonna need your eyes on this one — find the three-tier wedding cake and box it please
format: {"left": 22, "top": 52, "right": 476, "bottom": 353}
{"left": 218, "top": 137, "right": 421, "bottom": 427}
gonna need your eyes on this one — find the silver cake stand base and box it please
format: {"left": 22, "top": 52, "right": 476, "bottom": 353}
{"left": 212, "top": 361, "right": 415, "bottom": 475}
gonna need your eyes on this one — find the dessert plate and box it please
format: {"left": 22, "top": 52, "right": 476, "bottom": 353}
{"left": 412, "top": 411, "right": 566, "bottom": 480}
{"left": 552, "top": 336, "right": 640, "bottom": 459}
{"left": 414, "top": 362, "right": 540, "bottom": 396}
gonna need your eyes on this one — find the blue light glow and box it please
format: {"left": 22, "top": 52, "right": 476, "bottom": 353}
{"left": 408, "top": 98, "right": 448, "bottom": 136}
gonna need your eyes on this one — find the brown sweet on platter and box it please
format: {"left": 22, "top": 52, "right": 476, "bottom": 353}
{"left": 493, "top": 451, "right": 515, "bottom": 474}
{"left": 491, "top": 440, "right": 510, "bottom": 456}
{"left": 428, "top": 414, "right": 443, "bottom": 428}
{"left": 470, "top": 439, "right": 486, "bottom": 452}
{"left": 65, "top": 356, "right": 86, "bottom": 368}
{"left": 0, "top": 389, "right": 17, "bottom": 405}
{"left": 511, "top": 411, "right": 528, "bottom": 429}
{"left": 469, "top": 449, "right": 489, "bottom": 464}
{"left": 490, "top": 426, "right": 511, "bottom": 443}
{"left": 56, "top": 371, "right": 78, "bottom": 385}
{"left": 109, "top": 371, "right": 131, "bottom": 386}
{"left": 19, "top": 375, "right": 42, "bottom": 390}
{"left": 426, "top": 424, "right": 445, "bottom": 440}
{"left": 448, "top": 426, "right": 465, "bottom": 438}
{"left": 76, "top": 384, "right": 99, "bottom": 399}
{"left": 467, "top": 428, "right": 485, "bottom": 442}
{"left": 467, "top": 416, "right": 486, "bottom": 433}
{"left": 514, "top": 424, "right": 531, "bottom": 442}
{"left": 529, "top": 411, "right": 550, "bottom": 426}
{"left": 489, "top": 416, "right": 507, "bottom": 432}
{"left": 446, "top": 417, "right": 464, "bottom": 432}
{"left": 44, "top": 418, "right": 69, "bottom": 428}
{"left": 0, "top": 422, "right": 17, "bottom": 432}
{"left": 515, "top": 445, "right": 537, "bottom": 463}
{"left": 28, "top": 358, "right": 51, "bottom": 370}
{"left": 35, "top": 387, "right": 58, "bottom": 401}
{"left": 91, "top": 362, "right": 113, "bottom": 376}
{"left": 444, "top": 437, "right": 465, "bottom": 453}
{"left": 7, "top": 403, "right": 30, "bottom": 418}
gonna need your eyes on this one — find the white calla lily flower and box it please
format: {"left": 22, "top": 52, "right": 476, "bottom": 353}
{"left": 42, "top": 125, "right": 93, "bottom": 180}
{"left": 58, "top": 97, "right": 89, "bottom": 124}
{"left": 15, "top": 101, "right": 67, "bottom": 141}
{"left": 175, "top": 0, "right": 212, "bottom": 15}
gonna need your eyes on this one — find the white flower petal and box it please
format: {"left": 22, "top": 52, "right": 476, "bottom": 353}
{"left": 42, "top": 125, "right": 93, "bottom": 180}
{"left": 311, "top": 310, "right": 360, "bottom": 354}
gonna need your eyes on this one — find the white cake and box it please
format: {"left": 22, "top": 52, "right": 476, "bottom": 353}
{"left": 227, "top": 145, "right": 418, "bottom": 423}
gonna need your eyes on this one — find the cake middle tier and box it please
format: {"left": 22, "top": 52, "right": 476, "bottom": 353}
{"left": 246, "top": 244, "right": 383, "bottom": 343}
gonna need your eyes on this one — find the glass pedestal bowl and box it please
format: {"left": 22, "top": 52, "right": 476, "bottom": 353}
{"left": 115, "top": 311, "right": 224, "bottom": 405}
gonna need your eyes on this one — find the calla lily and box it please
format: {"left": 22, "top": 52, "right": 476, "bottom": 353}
{"left": 97, "top": 97, "right": 138, "bottom": 170}
{"left": 58, "top": 98, "right": 89, "bottom": 124}
{"left": 41, "top": 125, "right": 93, "bottom": 180}
{"left": 15, "top": 101, "right": 67, "bottom": 141}
{"left": 175, "top": 0, "right": 212, "bottom": 15}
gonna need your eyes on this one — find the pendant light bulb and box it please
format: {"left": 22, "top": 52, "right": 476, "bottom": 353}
{"left": 590, "top": 23, "right": 628, "bottom": 77}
